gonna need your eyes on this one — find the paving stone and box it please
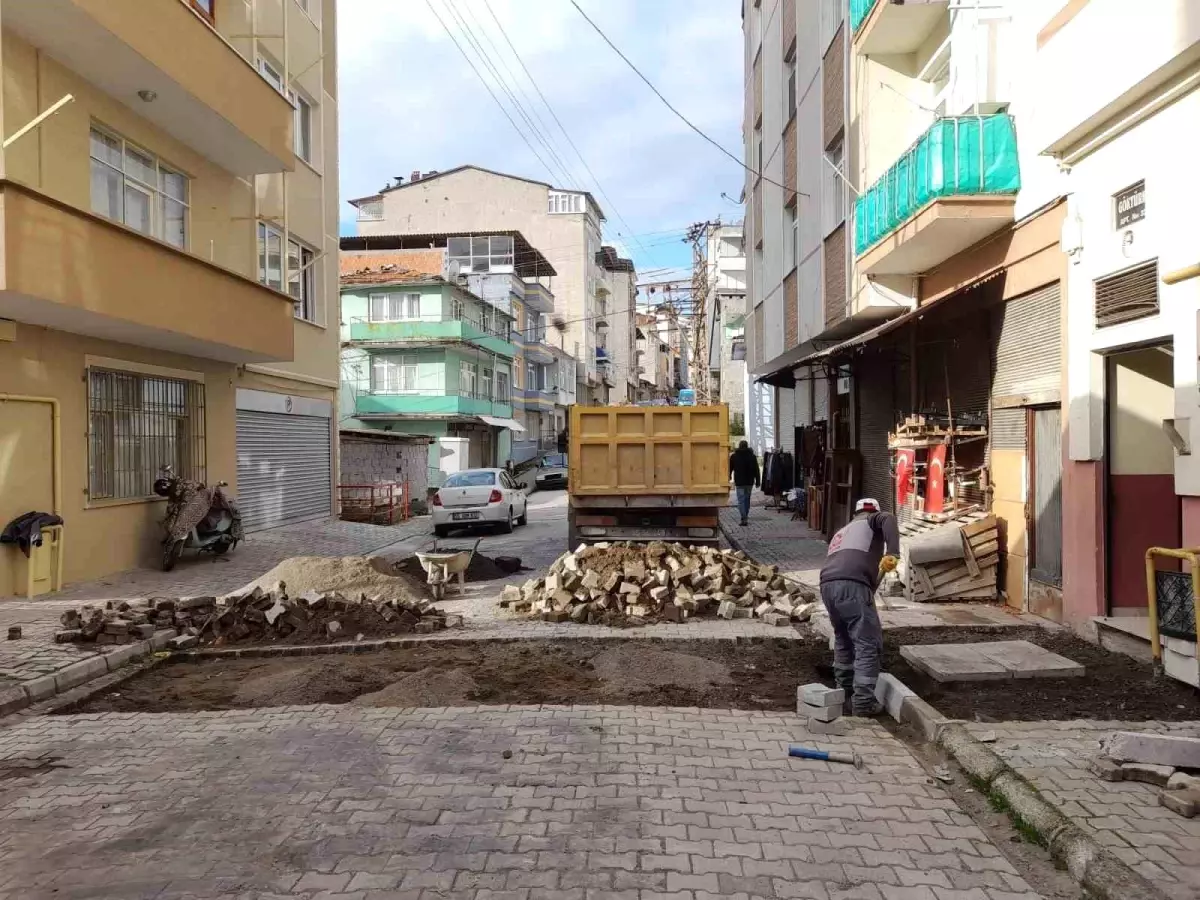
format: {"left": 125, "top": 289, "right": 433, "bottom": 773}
{"left": 899, "top": 641, "right": 1082, "bottom": 683}
{"left": 1106, "top": 731, "right": 1200, "bottom": 769}
{"left": 1121, "top": 762, "right": 1175, "bottom": 787}
{"left": 800, "top": 683, "right": 845, "bottom": 708}
{"left": 971, "top": 640, "right": 1085, "bottom": 679}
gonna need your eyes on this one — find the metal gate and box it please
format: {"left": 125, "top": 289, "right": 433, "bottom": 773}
{"left": 1032, "top": 406, "right": 1063, "bottom": 586}
{"left": 856, "top": 352, "right": 897, "bottom": 513}
{"left": 235, "top": 410, "right": 332, "bottom": 532}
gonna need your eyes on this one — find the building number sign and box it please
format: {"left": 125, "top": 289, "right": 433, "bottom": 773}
{"left": 1114, "top": 180, "right": 1145, "bottom": 229}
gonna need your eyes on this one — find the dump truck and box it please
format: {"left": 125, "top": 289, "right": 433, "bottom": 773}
{"left": 567, "top": 404, "right": 730, "bottom": 548}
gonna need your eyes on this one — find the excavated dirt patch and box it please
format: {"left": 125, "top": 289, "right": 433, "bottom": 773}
{"left": 241, "top": 556, "right": 428, "bottom": 602}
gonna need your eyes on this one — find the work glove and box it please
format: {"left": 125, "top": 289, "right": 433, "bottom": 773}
{"left": 879, "top": 555, "right": 898, "bottom": 575}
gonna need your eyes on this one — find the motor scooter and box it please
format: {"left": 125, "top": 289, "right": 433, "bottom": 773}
{"left": 153, "top": 465, "right": 243, "bottom": 571}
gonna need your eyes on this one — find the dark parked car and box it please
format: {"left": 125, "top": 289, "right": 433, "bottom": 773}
{"left": 535, "top": 453, "right": 567, "bottom": 490}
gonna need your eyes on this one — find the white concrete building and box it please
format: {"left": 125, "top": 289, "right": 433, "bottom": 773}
{"left": 703, "top": 222, "right": 748, "bottom": 423}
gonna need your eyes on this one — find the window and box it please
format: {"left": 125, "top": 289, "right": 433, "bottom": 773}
{"left": 287, "top": 239, "right": 316, "bottom": 321}
{"left": 819, "top": 0, "right": 843, "bottom": 52}
{"left": 786, "top": 58, "right": 797, "bottom": 120}
{"left": 754, "top": 126, "right": 763, "bottom": 180}
{"left": 785, "top": 205, "right": 798, "bottom": 270}
{"left": 356, "top": 199, "right": 383, "bottom": 221}
{"left": 822, "top": 138, "right": 846, "bottom": 236}
{"left": 294, "top": 93, "right": 313, "bottom": 162}
{"left": 368, "top": 292, "right": 421, "bottom": 322}
{"left": 444, "top": 471, "right": 496, "bottom": 488}
{"left": 527, "top": 311, "right": 544, "bottom": 342}
{"left": 460, "top": 361, "right": 478, "bottom": 397}
{"left": 371, "top": 355, "right": 420, "bottom": 393}
{"left": 482, "top": 367, "right": 493, "bottom": 400}
{"left": 548, "top": 191, "right": 585, "bottom": 214}
{"left": 87, "top": 368, "right": 205, "bottom": 502}
{"left": 451, "top": 295, "right": 465, "bottom": 322}
{"left": 527, "top": 361, "right": 537, "bottom": 390}
{"left": 496, "top": 371, "right": 510, "bottom": 402}
{"left": 189, "top": 0, "right": 214, "bottom": 21}
{"left": 447, "top": 235, "right": 514, "bottom": 273}
{"left": 257, "top": 222, "right": 284, "bottom": 290}
{"left": 90, "top": 127, "right": 190, "bottom": 249}
{"left": 258, "top": 56, "right": 285, "bottom": 93}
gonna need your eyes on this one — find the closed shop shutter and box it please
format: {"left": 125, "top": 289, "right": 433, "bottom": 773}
{"left": 778, "top": 386, "right": 796, "bottom": 455}
{"left": 918, "top": 310, "right": 991, "bottom": 422}
{"left": 857, "top": 353, "right": 897, "bottom": 513}
{"left": 236, "top": 410, "right": 332, "bottom": 532}
{"left": 990, "top": 283, "right": 1062, "bottom": 451}
{"left": 814, "top": 371, "right": 829, "bottom": 423}
{"left": 795, "top": 369, "right": 813, "bottom": 428}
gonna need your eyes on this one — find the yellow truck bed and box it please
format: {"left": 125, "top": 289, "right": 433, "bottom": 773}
{"left": 569, "top": 405, "right": 730, "bottom": 496}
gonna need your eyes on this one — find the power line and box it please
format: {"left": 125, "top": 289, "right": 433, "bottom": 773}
{"left": 568, "top": 0, "right": 808, "bottom": 198}
{"left": 482, "top": 0, "right": 664, "bottom": 267}
{"left": 424, "top": 0, "right": 562, "bottom": 186}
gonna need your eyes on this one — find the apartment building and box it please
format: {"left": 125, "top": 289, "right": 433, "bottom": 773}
{"left": 745, "top": 0, "right": 1072, "bottom": 619}
{"left": 0, "top": 0, "right": 340, "bottom": 590}
{"left": 703, "top": 222, "right": 748, "bottom": 425}
{"left": 349, "top": 166, "right": 604, "bottom": 403}
{"left": 634, "top": 313, "right": 669, "bottom": 402}
{"left": 339, "top": 265, "right": 517, "bottom": 480}
{"left": 339, "top": 232, "right": 558, "bottom": 465}
{"left": 597, "top": 246, "right": 638, "bottom": 404}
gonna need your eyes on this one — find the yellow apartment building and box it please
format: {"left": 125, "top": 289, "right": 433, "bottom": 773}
{"left": 0, "top": 0, "right": 340, "bottom": 591}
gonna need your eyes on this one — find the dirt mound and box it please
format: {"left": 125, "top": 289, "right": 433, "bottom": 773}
{"left": 392, "top": 553, "right": 512, "bottom": 584}
{"left": 590, "top": 644, "right": 731, "bottom": 694}
{"left": 241, "top": 556, "right": 426, "bottom": 602}
{"left": 351, "top": 668, "right": 478, "bottom": 708}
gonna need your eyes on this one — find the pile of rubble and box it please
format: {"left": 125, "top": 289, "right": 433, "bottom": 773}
{"left": 56, "top": 583, "right": 459, "bottom": 649}
{"left": 1093, "top": 731, "right": 1200, "bottom": 818}
{"left": 501, "top": 542, "right": 817, "bottom": 626}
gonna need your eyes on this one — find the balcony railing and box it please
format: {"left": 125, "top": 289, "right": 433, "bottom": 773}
{"left": 854, "top": 115, "right": 1020, "bottom": 257}
{"left": 355, "top": 388, "right": 513, "bottom": 419}
{"left": 850, "top": 0, "right": 878, "bottom": 33}
{"left": 347, "top": 315, "right": 514, "bottom": 357}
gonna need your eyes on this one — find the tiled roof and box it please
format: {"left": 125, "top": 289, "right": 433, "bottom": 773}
{"left": 339, "top": 264, "right": 445, "bottom": 287}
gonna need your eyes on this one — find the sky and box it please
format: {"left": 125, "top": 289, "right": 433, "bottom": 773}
{"left": 337, "top": 0, "right": 746, "bottom": 282}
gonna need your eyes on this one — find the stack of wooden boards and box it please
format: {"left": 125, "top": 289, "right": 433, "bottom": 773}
{"left": 903, "top": 515, "right": 999, "bottom": 602}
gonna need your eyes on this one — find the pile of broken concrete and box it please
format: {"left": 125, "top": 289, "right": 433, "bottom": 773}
{"left": 56, "top": 583, "right": 459, "bottom": 650}
{"left": 1092, "top": 731, "right": 1200, "bottom": 818}
{"left": 501, "top": 542, "right": 818, "bottom": 626}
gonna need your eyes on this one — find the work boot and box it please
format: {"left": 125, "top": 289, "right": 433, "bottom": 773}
{"left": 740, "top": 519, "right": 748, "bottom": 526}
{"left": 851, "top": 699, "right": 885, "bottom": 718}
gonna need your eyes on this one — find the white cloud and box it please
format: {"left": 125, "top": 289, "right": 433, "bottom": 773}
{"left": 336, "top": 0, "right": 745, "bottom": 273}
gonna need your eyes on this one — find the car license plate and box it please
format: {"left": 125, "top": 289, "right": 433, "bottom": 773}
{"left": 451, "top": 512, "right": 480, "bottom": 521}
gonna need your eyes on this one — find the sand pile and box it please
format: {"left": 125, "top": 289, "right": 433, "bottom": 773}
{"left": 242, "top": 556, "right": 425, "bottom": 603}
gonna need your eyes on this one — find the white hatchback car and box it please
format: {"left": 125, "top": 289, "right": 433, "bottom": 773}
{"left": 431, "top": 468, "right": 528, "bottom": 537}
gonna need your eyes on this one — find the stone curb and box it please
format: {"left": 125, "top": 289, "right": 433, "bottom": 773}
{"left": 0, "top": 630, "right": 175, "bottom": 723}
{"left": 717, "top": 515, "right": 748, "bottom": 557}
{"left": 881, "top": 673, "right": 1169, "bottom": 900}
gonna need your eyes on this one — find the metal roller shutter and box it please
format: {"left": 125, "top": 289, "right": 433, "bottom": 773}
{"left": 857, "top": 353, "right": 896, "bottom": 513}
{"left": 795, "top": 369, "right": 813, "bottom": 428}
{"left": 918, "top": 310, "right": 992, "bottom": 421}
{"left": 236, "top": 410, "right": 332, "bottom": 532}
{"left": 777, "top": 386, "right": 796, "bottom": 455}
{"left": 814, "top": 370, "right": 829, "bottom": 423}
{"left": 990, "top": 283, "right": 1062, "bottom": 451}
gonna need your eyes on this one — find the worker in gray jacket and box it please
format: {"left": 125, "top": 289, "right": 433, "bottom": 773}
{"left": 819, "top": 498, "right": 900, "bottom": 716}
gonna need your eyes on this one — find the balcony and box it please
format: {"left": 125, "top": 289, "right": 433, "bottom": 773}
{"left": 522, "top": 281, "right": 555, "bottom": 314}
{"left": 525, "top": 333, "right": 555, "bottom": 364}
{"left": 346, "top": 318, "right": 515, "bottom": 358}
{"left": 355, "top": 390, "right": 513, "bottom": 420}
{"left": 854, "top": 115, "right": 1020, "bottom": 276}
{"left": 0, "top": 181, "right": 293, "bottom": 363}
{"left": 852, "top": 0, "right": 949, "bottom": 57}
{"left": 4, "top": 0, "right": 295, "bottom": 176}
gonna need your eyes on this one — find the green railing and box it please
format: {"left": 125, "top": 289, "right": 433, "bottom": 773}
{"left": 854, "top": 114, "right": 1021, "bottom": 257}
{"left": 850, "top": 0, "right": 879, "bottom": 33}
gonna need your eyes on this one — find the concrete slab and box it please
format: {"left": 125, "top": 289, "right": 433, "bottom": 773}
{"left": 900, "top": 643, "right": 1009, "bottom": 682}
{"left": 901, "top": 640, "right": 1083, "bottom": 683}
{"left": 1106, "top": 731, "right": 1200, "bottom": 769}
{"left": 973, "top": 640, "right": 1085, "bottom": 679}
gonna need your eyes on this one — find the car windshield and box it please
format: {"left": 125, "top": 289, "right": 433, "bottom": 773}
{"left": 443, "top": 471, "right": 496, "bottom": 488}
{"left": 542, "top": 454, "right": 566, "bottom": 467}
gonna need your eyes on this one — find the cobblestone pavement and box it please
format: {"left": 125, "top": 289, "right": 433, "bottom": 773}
{"left": 0, "top": 517, "right": 429, "bottom": 684}
{"left": 966, "top": 720, "right": 1200, "bottom": 899}
{"left": 0, "top": 704, "right": 1047, "bottom": 900}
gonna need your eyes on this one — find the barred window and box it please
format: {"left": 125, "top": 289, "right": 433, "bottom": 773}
{"left": 87, "top": 369, "right": 206, "bottom": 501}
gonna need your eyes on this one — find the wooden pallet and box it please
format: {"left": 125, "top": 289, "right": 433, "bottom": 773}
{"left": 904, "top": 515, "right": 1000, "bottom": 603}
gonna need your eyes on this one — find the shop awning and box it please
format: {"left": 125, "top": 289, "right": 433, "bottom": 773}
{"left": 479, "top": 415, "right": 526, "bottom": 432}
{"left": 752, "top": 341, "right": 819, "bottom": 387}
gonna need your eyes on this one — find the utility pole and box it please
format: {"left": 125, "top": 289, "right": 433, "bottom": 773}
{"left": 685, "top": 219, "right": 720, "bottom": 404}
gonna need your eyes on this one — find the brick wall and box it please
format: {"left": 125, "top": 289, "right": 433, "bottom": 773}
{"left": 784, "top": 270, "right": 798, "bottom": 349}
{"left": 753, "top": 183, "right": 763, "bottom": 248}
{"left": 752, "top": 302, "right": 765, "bottom": 369}
{"left": 824, "top": 224, "right": 846, "bottom": 329}
{"left": 781, "top": 0, "right": 796, "bottom": 56}
{"left": 822, "top": 24, "right": 845, "bottom": 149}
{"left": 339, "top": 433, "right": 431, "bottom": 512}
{"left": 783, "top": 119, "right": 797, "bottom": 208}
{"left": 753, "top": 54, "right": 762, "bottom": 126}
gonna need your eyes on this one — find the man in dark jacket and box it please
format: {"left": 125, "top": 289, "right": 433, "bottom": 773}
{"left": 819, "top": 497, "right": 899, "bottom": 715}
{"left": 728, "top": 440, "right": 760, "bottom": 526}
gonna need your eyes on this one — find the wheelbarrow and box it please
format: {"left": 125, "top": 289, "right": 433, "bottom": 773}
{"left": 415, "top": 538, "right": 481, "bottom": 601}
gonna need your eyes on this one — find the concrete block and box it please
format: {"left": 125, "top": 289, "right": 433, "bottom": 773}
{"left": 806, "top": 717, "right": 848, "bottom": 736}
{"left": 1168, "top": 772, "right": 1200, "bottom": 792}
{"left": 149, "top": 629, "right": 178, "bottom": 651}
{"left": 1121, "top": 762, "right": 1175, "bottom": 787}
{"left": 1106, "top": 732, "right": 1200, "bottom": 769}
{"left": 717, "top": 601, "right": 737, "bottom": 620}
{"left": 23, "top": 675, "right": 56, "bottom": 703}
{"left": 1160, "top": 787, "right": 1200, "bottom": 818}
{"left": 762, "top": 612, "right": 791, "bottom": 627}
{"left": 875, "top": 672, "right": 917, "bottom": 721}
{"left": 800, "top": 683, "right": 845, "bottom": 708}
{"left": 104, "top": 643, "right": 146, "bottom": 673}
{"left": 974, "top": 640, "right": 1085, "bottom": 679}
{"left": 802, "top": 702, "right": 841, "bottom": 723}
{"left": 168, "top": 634, "right": 199, "bottom": 651}
{"left": 0, "top": 686, "right": 28, "bottom": 716}
{"left": 54, "top": 656, "right": 108, "bottom": 693}
{"left": 1088, "top": 756, "right": 1125, "bottom": 782}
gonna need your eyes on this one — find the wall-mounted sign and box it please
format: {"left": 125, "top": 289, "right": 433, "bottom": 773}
{"left": 837, "top": 375, "right": 850, "bottom": 395}
{"left": 1114, "top": 180, "right": 1145, "bottom": 229}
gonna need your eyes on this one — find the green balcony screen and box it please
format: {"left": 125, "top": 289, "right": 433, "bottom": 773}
{"left": 850, "top": 0, "right": 878, "bottom": 33}
{"left": 854, "top": 114, "right": 1021, "bottom": 256}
